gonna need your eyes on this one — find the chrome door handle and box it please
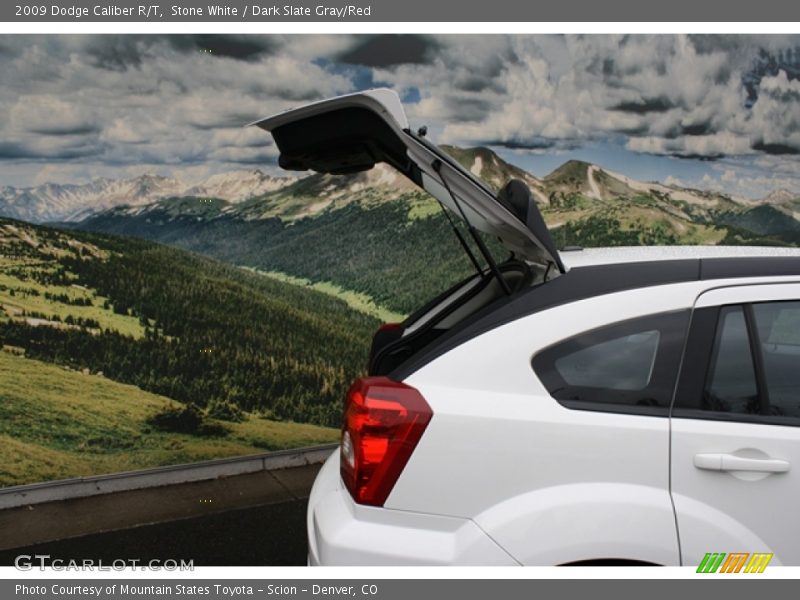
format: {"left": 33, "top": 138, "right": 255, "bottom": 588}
{"left": 694, "top": 453, "right": 790, "bottom": 473}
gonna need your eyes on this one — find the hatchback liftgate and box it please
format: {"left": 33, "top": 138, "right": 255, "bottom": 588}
{"left": 250, "top": 88, "right": 564, "bottom": 275}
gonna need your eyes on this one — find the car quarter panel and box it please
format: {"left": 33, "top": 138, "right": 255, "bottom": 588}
{"left": 390, "top": 277, "right": 800, "bottom": 565}
{"left": 307, "top": 452, "right": 518, "bottom": 566}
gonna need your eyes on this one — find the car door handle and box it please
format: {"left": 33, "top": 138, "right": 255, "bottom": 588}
{"left": 694, "top": 453, "right": 790, "bottom": 473}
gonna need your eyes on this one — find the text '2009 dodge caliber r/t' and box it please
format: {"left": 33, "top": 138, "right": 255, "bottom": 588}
{"left": 253, "top": 89, "right": 800, "bottom": 566}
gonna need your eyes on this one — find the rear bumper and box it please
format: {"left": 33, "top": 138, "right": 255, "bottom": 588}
{"left": 306, "top": 452, "right": 518, "bottom": 566}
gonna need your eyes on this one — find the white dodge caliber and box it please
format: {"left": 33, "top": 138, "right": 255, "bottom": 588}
{"left": 253, "top": 89, "right": 800, "bottom": 566}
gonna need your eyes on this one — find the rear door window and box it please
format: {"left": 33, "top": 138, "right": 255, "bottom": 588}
{"left": 703, "top": 307, "right": 759, "bottom": 414}
{"left": 753, "top": 302, "right": 800, "bottom": 418}
{"left": 675, "top": 300, "right": 800, "bottom": 424}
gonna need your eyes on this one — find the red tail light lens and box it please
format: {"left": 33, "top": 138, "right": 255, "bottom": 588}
{"left": 340, "top": 377, "right": 432, "bottom": 506}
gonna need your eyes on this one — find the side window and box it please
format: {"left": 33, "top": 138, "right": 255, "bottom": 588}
{"left": 703, "top": 307, "right": 759, "bottom": 414}
{"left": 753, "top": 302, "right": 800, "bottom": 418}
{"left": 677, "top": 300, "right": 800, "bottom": 423}
{"left": 554, "top": 330, "right": 660, "bottom": 391}
{"left": 532, "top": 310, "right": 689, "bottom": 414}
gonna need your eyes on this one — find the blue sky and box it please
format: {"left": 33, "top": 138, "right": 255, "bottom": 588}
{"left": 0, "top": 34, "right": 797, "bottom": 199}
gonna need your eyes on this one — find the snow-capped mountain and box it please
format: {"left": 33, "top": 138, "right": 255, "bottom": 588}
{"left": 0, "top": 170, "right": 295, "bottom": 223}
{"left": 185, "top": 170, "right": 293, "bottom": 201}
{"left": 760, "top": 189, "right": 799, "bottom": 205}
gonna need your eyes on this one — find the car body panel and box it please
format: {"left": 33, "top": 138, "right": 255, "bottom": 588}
{"left": 560, "top": 246, "right": 800, "bottom": 270}
{"left": 387, "top": 277, "right": 800, "bottom": 564}
{"left": 472, "top": 483, "right": 679, "bottom": 566}
{"left": 670, "top": 420, "right": 792, "bottom": 567}
{"left": 307, "top": 269, "right": 800, "bottom": 565}
{"left": 671, "top": 283, "right": 800, "bottom": 566}
{"left": 694, "top": 282, "right": 800, "bottom": 307}
{"left": 306, "top": 452, "right": 518, "bottom": 566}
{"left": 384, "top": 283, "right": 703, "bottom": 564}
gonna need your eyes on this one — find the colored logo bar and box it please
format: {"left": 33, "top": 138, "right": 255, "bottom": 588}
{"left": 697, "top": 552, "right": 773, "bottom": 573}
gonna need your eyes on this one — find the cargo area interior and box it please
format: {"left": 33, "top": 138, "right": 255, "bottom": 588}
{"left": 367, "top": 175, "right": 559, "bottom": 376}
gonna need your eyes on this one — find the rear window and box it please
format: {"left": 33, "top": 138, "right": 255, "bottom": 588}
{"left": 532, "top": 310, "right": 689, "bottom": 415}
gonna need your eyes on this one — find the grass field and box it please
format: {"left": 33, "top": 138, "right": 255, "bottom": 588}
{"left": 0, "top": 258, "right": 147, "bottom": 338}
{"left": 0, "top": 350, "right": 339, "bottom": 487}
{"left": 246, "top": 267, "right": 406, "bottom": 323}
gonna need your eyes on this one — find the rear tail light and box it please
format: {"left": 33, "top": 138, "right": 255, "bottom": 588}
{"left": 340, "top": 377, "right": 432, "bottom": 506}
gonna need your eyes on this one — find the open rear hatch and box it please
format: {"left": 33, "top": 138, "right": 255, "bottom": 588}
{"left": 252, "top": 89, "right": 564, "bottom": 375}
{"left": 251, "top": 88, "right": 564, "bottom": 274}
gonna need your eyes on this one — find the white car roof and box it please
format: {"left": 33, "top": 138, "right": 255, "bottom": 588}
{"left": 561, "top": 245, "right": 800, "bottom": 270}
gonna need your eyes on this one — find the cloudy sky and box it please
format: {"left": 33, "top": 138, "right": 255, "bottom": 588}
{"left": 0, "top": 34, "right": 798, "bottom": 198}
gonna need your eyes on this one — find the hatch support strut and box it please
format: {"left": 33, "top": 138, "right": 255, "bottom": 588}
{"left": 432, "top": 159, "right": 512, "bottom": 296}
{"left": 431, "top": 191, "right": 483, "bottom": 274}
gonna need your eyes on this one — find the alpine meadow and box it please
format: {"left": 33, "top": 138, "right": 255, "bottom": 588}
{"left": 0, "top": 218, "right": 370, "bottom": 485}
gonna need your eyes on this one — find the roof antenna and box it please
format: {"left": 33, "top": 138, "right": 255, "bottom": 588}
{"left": 433, "top": 159, "right": 512, "bottom": 296}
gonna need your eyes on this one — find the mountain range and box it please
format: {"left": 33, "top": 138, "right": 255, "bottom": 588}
{"left": 1, "top": 149, "right": 799, "bottom": 226}
{"left": 1, "top": 148, "right": 798, "bottom": 228}
{"left": 3, "top": 146, "right": 800, "bottom": 313}
{"left": 58, "top": 146, "right": 799, "bottom": 314}
{"left": 72, "top": 145, "right": 800, "bottom": 241}
{"left": 0, "top": 170, "right": 295, "bottom": 223}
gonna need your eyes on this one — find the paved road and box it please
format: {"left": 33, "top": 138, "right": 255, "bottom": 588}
{"left": 0, "top": 498, "right": 309, "bottom": 566}
{"left": 0, "top": 463, "right": 324, "bottom": 566}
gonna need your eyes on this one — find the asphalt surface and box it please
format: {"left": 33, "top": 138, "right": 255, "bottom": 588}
{"left": 0, "top": 498, "right": 309, "bottom": 566}
{"left": 0, "top": 463, "right": 323, "bottom": 566}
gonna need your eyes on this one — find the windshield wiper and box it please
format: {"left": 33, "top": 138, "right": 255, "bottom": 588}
{"left": 432, "top": 159, "right": 512, "bottom": 296}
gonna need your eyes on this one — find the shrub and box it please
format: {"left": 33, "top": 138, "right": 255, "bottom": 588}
{"left": 146, "top": 403, "right": 229, "bottom": 437}
{"left": 207, "top": 399, "right": 245, "bottom": 422}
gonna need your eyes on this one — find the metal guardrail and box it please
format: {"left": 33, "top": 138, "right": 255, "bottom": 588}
{"left": 0, "top": 443, "right": 338, "bottom": 510}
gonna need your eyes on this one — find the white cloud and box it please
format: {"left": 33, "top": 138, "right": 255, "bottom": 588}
{"left": 0, "top": 34, "right": 797, "bottom": 195}
{"left": 625, "top": 132, "right": 753, "bottom": 157}
{"left": 745, "top": 70, "right": 800, "bottom": 152}
{"left": 0, "top": 35, "right": 353, "bottom": 181}
{"left": 376, "top": 34, "right": 799, "bottom": 163}
{"left": 8, "top": 94, "right": 98, "bottom": 135}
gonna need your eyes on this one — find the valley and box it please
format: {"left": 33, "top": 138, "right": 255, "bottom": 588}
{"left": 3, "top": 146, "right": 799, "bottom": 486}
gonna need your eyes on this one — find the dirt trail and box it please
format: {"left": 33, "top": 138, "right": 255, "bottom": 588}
{"left": 587, "top": 165, "right": 601, "bottom": 200}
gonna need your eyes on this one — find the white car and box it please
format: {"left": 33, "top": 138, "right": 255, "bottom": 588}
{"left": 254, "top": 89, "right": 800, "bottom": 566}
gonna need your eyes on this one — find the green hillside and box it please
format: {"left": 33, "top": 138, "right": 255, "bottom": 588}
{"left": 0, "top": 350, "right": 337, "bottom": 487}
{"left": 0, "top": 217, "right": 379, "bottom": 430}
{"left": 544, "top": 159, "right": 594, "bottom": 188}
{"left": 715, "top": 204, "right": 800, "bottom": 238}
{"left": 77, "top": 197, "right": 492, "bottom": 315}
